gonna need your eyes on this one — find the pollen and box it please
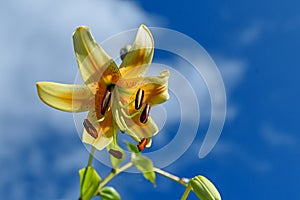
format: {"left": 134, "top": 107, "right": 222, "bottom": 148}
{"left": 135, "top": 88, "right": 144, "bottom": 110}
{"left": 140, "top": 104, "right": 151, "bottom": 124}
{"left": 101, "top": 90, "right": 112, "bottom": 115}
{"left": 137, "top": 138, "right": 149, "bottom": 152}
{"left": 108, "top": 149, "right": 123, "bottom": 159}
{"left": 83, "top": 119, "right": 98, "bottom": 139}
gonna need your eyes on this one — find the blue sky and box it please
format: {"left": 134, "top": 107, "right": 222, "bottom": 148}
{"left": 1, "top": 0, "right": 300, "bottom": 199}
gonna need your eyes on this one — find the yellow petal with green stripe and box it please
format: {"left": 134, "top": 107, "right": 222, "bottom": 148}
{"left": 36, "top": 82, "right": 92, "bottom": 112}
{"left": 73, "top": 26, "right": 120, "bottom": 85}
{"left": 119, "top": 24, "right": 154, "bottom": 78}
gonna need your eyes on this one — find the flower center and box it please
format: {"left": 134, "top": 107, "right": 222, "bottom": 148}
{"left": 117, "top": 88, "right": 151, "bottom": 124}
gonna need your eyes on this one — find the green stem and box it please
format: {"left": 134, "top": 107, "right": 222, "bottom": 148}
{"left": 154, "top": 167, "right": 188, "bottom": 187}
{"left": 180, "top": 184, "right": 192, "bottom": 200}
{"left": 97, "top": 162, "right": 133, "bottom": 190}
{"left": 80, "top": 146, "right": 96, "bottom": 198}
{"left": 87, "top": 146, "right": 96, "bottom": 167}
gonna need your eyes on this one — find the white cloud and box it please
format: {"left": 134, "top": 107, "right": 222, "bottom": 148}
{"left": 0, "top": 0, "right": 246, "bottom": 198}
{"left": 238, "top": 22, "right": 263, "bottom": 46}
{"left": 211, "top": 140, "right": 272, "bottom": 173}
{"left": 0, "top": 0, "right": 162, "bottom": 199}
{"left": 261, "top": 124, "right": 297, "bottom": 148}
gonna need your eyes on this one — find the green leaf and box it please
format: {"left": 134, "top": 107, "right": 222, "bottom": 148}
{"left": 132, "top": 154, "right": 155, "bottom": 185}
{"left": 190, "top": 175, "right": 221, "bottom": 200}
{"left": 126, "top": 142, "right": 139, "bottom": 154}
{"left": 79, "top": 166, "right": 101, "bottom": 200}
{"left": 99, "top": 186, "right": 121, "bottom": 200}
{"left": 108, "top": 142, "right": 125, "bottom": 169}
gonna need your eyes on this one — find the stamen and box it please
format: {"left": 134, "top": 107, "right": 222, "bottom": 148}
{"left": 137, "top": 138, "right": 149, "bottom": 152}
{"left": 120, "top": 116, "right": 139, "bottom": 141}
{"left": 118, "top": 100, "right": 135, "bottom": 109}
{"left": 140, "top": 104, "right": 151, "bottom": 124}
{"left": 135, "top": 89, "right": 144, "bottom": 110}
{"left": 101, "top": 90, "right": 112, "bottom": 115}
{"left": 121, "top": 108, "right": 141, "bottom": 119}
{"left": 83, "top": 119, "right": 98, "bottom": 139}
{"left": 108, "top": 149, "right": 123, "bottom": 159}
{"left": 115, "top": 109, "right": 126, "bottom": 133}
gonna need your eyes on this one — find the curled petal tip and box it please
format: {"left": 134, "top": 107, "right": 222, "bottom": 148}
{"left": 72, "top": 26, "right": 90, "bottom": 35}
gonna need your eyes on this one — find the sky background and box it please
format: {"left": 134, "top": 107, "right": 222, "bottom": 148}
{"left": 1, "top": 0, "right": 300, "bottom": 199}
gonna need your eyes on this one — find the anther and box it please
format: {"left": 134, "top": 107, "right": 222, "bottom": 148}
{"left": 140, "top": 104, "right": 151, "bottom": 124}
{"left": 137, "top": 138, "right": 149, "bottom": 152}
{"left": 108, "top": 149, "right": 123, "bottom": 159}
{"left": 135, "top": 88, "right": 144, "bottom": 110}
{"left": 101, "top": 90, "right": 112, "bottom": 115}
{"left": 83, "top": 119, "right": 98, "bottom": 139}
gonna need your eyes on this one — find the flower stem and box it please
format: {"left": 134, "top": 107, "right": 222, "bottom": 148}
{"left": 180, "top": 184, "right": 192, "bottom": 200}
{"left": 97, "top": 162, "right": 133, "bottom": 190}
{"left": 153, "top": 167, "right": 189, "bottom": 187}
{"left": 79, "top": 146, "right": 96, "bottom": 199}
{"left": 87, "top": 146, "right": 96, "bottom": 167}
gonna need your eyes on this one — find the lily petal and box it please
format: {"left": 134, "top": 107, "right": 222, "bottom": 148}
{"left": 117, "top": 70, "right": 170, "bottom": 106}
{"left": 82, "top": 111, "right": 114, "bottom": 150}
{"left": 121, "top": 114, "right": 159, "bottom": 140}
{"left": 119, "top": 24, "right": 154, "bottom": 78}
{"left": 73, "top": 26, "right": 120, "bottom": 85}
{"left": 36, "top": 82, "right": 92, "bottom": 112}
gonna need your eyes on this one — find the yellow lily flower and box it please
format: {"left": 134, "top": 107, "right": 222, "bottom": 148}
{"left": 36, "top": 25, "right": 169, "bottom": 151}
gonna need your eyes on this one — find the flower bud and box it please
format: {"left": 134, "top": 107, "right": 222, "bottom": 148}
{"left": 190, "top": 175, "right": 221, "bottom": 200}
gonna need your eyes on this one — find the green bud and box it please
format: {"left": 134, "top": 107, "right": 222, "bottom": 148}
{"left": 99, "top": 187, "right": 121, "bottom": 200}
{"left": 190, "top": 175, "right": 221, "bottom": 200}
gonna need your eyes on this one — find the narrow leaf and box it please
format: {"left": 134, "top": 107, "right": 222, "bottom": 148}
{"left": 126, "top": 142, "right": 140, "bottom": 154}
{"left": 79, "top": 166, "right": 101, "bottom": 200}
{"left": 99, "top": 186, "right": 121, "bottom": 200}
{"left": 132, "top": 154, "right": 155, "bottom": 184}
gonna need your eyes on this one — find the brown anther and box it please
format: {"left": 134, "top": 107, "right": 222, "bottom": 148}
{"left": 135, "top": 88, "right": 144, "bottom": 110}
{"left": 140, "top": 104, "right": 151, "bottom": 124}
{"left": 101, "top": 90, "right": 112, "bottom": 115}
{"left": 108, "top": 149, "right": 123, "bottom": 159}
{"left": 83, "top": 119, "right": 98, "bottom": 139}
{"left": 137, "top": 138, "right": 149, "bottom": 152}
